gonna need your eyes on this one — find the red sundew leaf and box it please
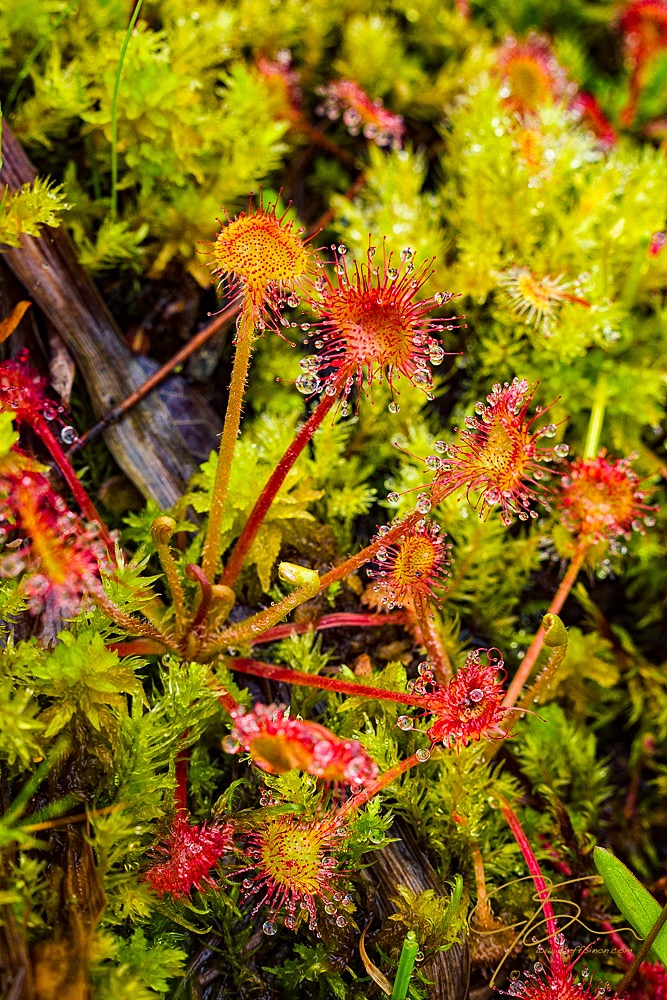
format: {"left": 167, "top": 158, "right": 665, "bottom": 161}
{"left": 225, "top": 703, "right": 379, "bottom": 790}
{"left": 144, "top": 814, "right": 233, "bottom": 899}
{"left": 234, "top": 812, "right": 350, "bottom": 933}
{"left": 411, "top": 649, "right": 510, "bottom": 750}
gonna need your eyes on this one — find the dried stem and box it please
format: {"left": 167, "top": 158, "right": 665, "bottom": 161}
{"left": 503, "top": 541, "right": 589, "bottom": 709}
{"left": 68, "top": 302, "right": 241, "bottom": 455}
{"left": 615, "top": 902, "right": 667, "bottom": 997}
{"left": 20, "top": 802, "right": 123, "bottom": 834}
{"left": 201, "top": 303, "right": 256, "bottom": 582}
{"left": 222, "top": 389, "right": 338, "bottom": 586}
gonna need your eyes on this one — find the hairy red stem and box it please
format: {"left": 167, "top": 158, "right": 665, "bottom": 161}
{"left": 503, "top": 541, "right": 589, "bottom": 708}
{"left": 317, "top": 510, "right": 423, "bottom": 592}
{"left": 221, "top": 390, "right": 338, "bottom": 586}
{"left": 186, "top": 563, "right": 213, "bottom": 631}
{"left": 228, "top": 657, "right": 426, "bottom": 707}
{"left": 339, "top": 751, "right": 426, "bottom": 817}
{"left": 174, "top": 739, "right": 190, "bottom": 813}
{"left": 248, "top": 610, "right": 409, "bottom": 645}
{"left": 33, "top": 415, "right": 114, "bottom": 555}
{"left": 598, "top": 921, "right": 635, "bottom": 964}
{"left": 499, "top": 799, "right": 564, "bottom": 977}
{"left": 411, "top": 595, "right": 452, "bottom": 684}
{"left": 107, "top": 638, "right": 169, "bottom": 656}
{"left": 209, "top": 684, "right": 241, "bottom": 715}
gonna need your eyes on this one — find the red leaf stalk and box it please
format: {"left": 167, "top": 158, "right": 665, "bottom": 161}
{"left": 221, "top": 389, "right": 338, "bottom": 586}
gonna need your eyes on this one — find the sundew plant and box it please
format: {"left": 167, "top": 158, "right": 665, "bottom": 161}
{"left": 0, "top": 1, "right": 666, "bottom": 998}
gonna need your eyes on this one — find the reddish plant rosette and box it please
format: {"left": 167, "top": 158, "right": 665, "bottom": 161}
{"left": 144, "top": 813, "right": 233, "bottom": 899}
{"left": 225, "top": 703, "right": 379, "bottom": 790}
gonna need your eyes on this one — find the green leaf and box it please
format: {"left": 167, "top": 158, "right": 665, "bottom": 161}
{"left": 391, "top": 930, "right": 419, "bottom": 1000}
{"left": 594, "top": 847, "right": 667, "bottom": 966}
{"left": 0, "top": 411, "right": 18, "bottom": 457}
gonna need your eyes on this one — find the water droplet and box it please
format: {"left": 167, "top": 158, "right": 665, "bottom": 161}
{"left": 554, "top": 443, "right": 569, "bottom": 458}
{"left": 315, "top": 276, "right": 326, "bottom": 291}
{"left": 242, "top": 878, "right": 253, "bottom": 889}
{"left": 388, "top": 400, "right": 400, "bottom": 413}
{"left": 413, "top": 369, "right": 433, "bottom": 389}
{"left": 262, "top": 920, "right": 277, "bottom": 936}
{"left": 337, "top": 244, "right": 347, "bottom": 254}
{"left": 222, "top": 735, "right": 240, "bottom": 753}
{"left": 287, "top": 294, "right": 299, "bottom": 308}
{"left": 425, "top": 455, "right": 441, "bottom": 471}
{"left": 336, "top": 915, "right": 347, "bottom": 927}
{"left": 485, "top": 488, "right": 500, "bottom": 505}
{"left": 400, "top": 248, "right": 413, "bottom": 262}
{"left": 500, "top": 510, "right": 513, "bottom": 526}
{"left": 416, "top": 494, "right": 432, "bottom": 514}
{"left": 539, "top": 423, "right": 557, "bottom": 439}
{"left": 415, "top": 951, "right": 424, "bottom": 962}
{"left": 60, "top": 425, "right": 77, "bottom": 444}
{"left": 644, "top": 514, "right": 656, "bottom": 527}
{"left": 429, "top": 343, "right": 445, "bottom": 365}
{"left": 295, "top": 372, "right": 321, "bottom": 394}
{"left": 387, "top": 492, "right": 400, "bottom": 504}
{"left": 397, "top": 716, "right": 413, "bottom": 730}
{"left": 474, "top": 401, "right": 485, "bottom": 416}
{"left": 434, "top": 439, "right": 448, "bottom": 454}
{"left": 416, "top": 748, "right": 431, "bottom": 761}
{"left": 387, "top": 267, "right": 399, "bottom": 280}
{"left": 469, "top": 688, "right": 484, "bottom": 703}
